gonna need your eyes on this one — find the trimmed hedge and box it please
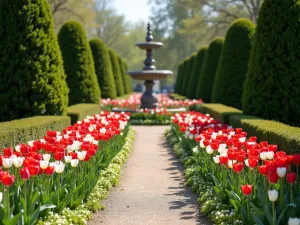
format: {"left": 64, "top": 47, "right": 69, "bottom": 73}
{"left": 199, "top": 103, "right": 242, "bottom": 124}
{"left": 118, "top": 57, "right": 129, "bottom": 94}
{"left": 212, "top": 19, "right": 255, "bottom": 109}
{"left": 67, "top": 104, "right": 100, "bottom": 124}
{"left": 178, "top": 59, "right": 188, "bottom": 95}
{"left": 197, "top": 37, "right": 224, "bottom": 103}
{"left": 0, "top": 116, "right": 70, "bottom": 151}
{"left": 242, "top": 0, "right": 300, "bottom": 126}
{"left": 175, "top": 64, "right": 182, "bottom": 94}
{"left": 188, "top": 46, "right": 208, "bottom": 99}
{"left": 0, "top": 0, "right": 69, "bottom": 121}
{"left": 229, "top": 115, "right": 300, "bottom": 154}
{"left": 89, "top": 38, "right": 117, "bottom": 99}
{"left": 58, "top": 21, "right": 101, "bottom": 105}
{"left": 182, "top": 54, "right": 196, "bottom": 96}
{"left": 108, "top": 49, "right": 125, "bottom": 97}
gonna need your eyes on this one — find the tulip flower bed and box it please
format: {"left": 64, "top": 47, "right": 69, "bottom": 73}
{"left": 167, "top": 112, "right": 300, "bottom": 225}
{"left": 0, "top": 112, "right": 131, "bottom": 225}
{"left": 130, "top": 108, "right": 173, "bottom": 125}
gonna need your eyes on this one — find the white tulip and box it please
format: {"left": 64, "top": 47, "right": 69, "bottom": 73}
{"left": 288, "top": 218, "right": 300, "bottom": 225}
{"left": 10, "top": 154, "right": 17, "bottom": 160}
{"left": 3, "top": 158, "right": 12, "bottom": 168}
{"left": 268, "top": 190, "right": 278, "bottom": 202}
{"left": 43, "top": 154, "right": 51, "bottom": 161}
{"left": 13, "top": 157, "right": 24, "bottom": 168}
{"left": 239, "top": 137, "right": 246, "bottom": 143}
{"left": 71, "top": 159, "right": 79, "bottom": 167}
{"left": 77, "top": 151, "right": 87, "bottom": 161}
{"left": 192, "top": 147, "right": 198, "bottom": 153}
{"left": 199, "top": 141, "right": 205, "bottom": 148}
{"left": 55, "top": 162, "right": 65, "bottom": 173}
{"left": 266, "top": 151, "right": 275, "bottom": 160}
{"left": 206, "top": 146, "right": 213, "bottom": 155}
{"left": 188, "top": 134, "right": 194, "bottom": 139}
{"left": 245, "top": 159, "right": 249, "bottom": 167}
{"left": 228, "top": 160, "right": 236, "bottom": 168}
{"left": 0, "top": 192, "right": 2, "bottom": 203}
{"left": 15, "top": 145, "right": 21, "bottom": 152}
{"left": 40, "top": 160, "right": 49, "bottom": 169}
{"left": 213, "top": 156, "right": 220, "bottom": 164}
{"left": 260, "top": 152, "right": 267, "bottom": 160}
{"left": 276, "top": 167, "right": 287, "bottom": 178}
{"left": 100, "top": 128, "right": 106, "bottom": 134}
{"left": 28, "top": 140, "right": 34, "bottom": 147}
{"left": 64, "top": 156, "right": 72, "bottom": 163}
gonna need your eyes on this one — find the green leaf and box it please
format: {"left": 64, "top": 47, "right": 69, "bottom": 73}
{"left": 8, "top": 212, "right": 23, "bottom": 225}
{"left": 264, "top": 204, "right": 273, "bottom": 225}
{"left": 253, "top": 215, "right": 265, "bottom": 225}
{"left": 276, "top": 204, "right": 296, "bottom": 225}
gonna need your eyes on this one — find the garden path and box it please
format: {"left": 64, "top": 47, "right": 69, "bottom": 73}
{"left": 89, "top": 126, "right": 211, "bottom": 225}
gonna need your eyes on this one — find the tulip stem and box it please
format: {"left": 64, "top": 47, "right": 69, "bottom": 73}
{"left": 280, "top": 178, "right": 284, "bottom": 208}
{"left": 5, "top": 187, "right": 10, "bottom": 221}
{"left": 290, "top": 184, "right": 293, "bottom": 203}
{"left": 247, "top": 196, "right": 250, "bottom": 223}
{"left": 23, "top": 182, "right": 27, "bottom": 220}
{"left": 272, "top": 201, "right": 275, "bottom": 225}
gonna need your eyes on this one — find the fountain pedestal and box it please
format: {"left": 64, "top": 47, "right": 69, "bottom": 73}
{"left": 127, "top": 23, "right": 173, "bottom": 109}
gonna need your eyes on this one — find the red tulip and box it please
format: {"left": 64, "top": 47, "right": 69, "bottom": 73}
{"left": 3, "top": 147, "right": 13, "bottom": 157}
{"left": 268, "top": 172, "right": 279, "bottom": 184}
{"left": 0, "top": 155, "right": 2, "bottom": 167}
{"left": 233, "top": 162, "right": 244, "bottom": 173}
{"left": 248, "top": 158, "right": 258, "bottom": 168}
{"left": 54, "top": 151, "right": 64, "bottom": 161}
{"left": 20, "top": 167, "right": 30, "bottom": 181}
{"left": 28, "top": 165, "right": 40, "bottom": 176}
{"left": 286, "top": 155, "right": 294, "bottom": 165}
{"left": 219, "top": 156, "right": 228, "bottom": 165}
{"left": 241, "top": 185, "right": 252, "bottom": 196}
{"left": 258, "top": 165, "right": 267, "bottom": 176}
{"left": 45, "top": 166, "right": 55, "bottom": 176}
{"left": 293, "top": 154, "right": 300, "bottom": 165}
{"left": 1, "top": 171, "right": 15, "bottom": 187}
{"left": 286, "top": 172, "right": 297, "bottom": 184}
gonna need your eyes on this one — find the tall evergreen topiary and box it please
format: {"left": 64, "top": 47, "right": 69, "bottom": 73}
{"left": 178, "top": 60, "right": 188, "bottom": 95}
{"left": 89, "top": 38, "right": 117, "bottom": 99}
{"left": 182, "top": 54, "right": 196, "bottom": 96}
{"left": 124, "top": 63, "right": 132, "bottom": 93}
{"left": 0, "top": 0, "right": 69, "bottom": 121}
{"left": 212, "top": 19, "right": 255, "bottom": 109}
{"left": 58, "top": 21, "right": 100, "bottom": 105}
{"left": 243, "top": 0, "right": 300, "bottom": 125}
{"left": 118, "top": 56, "right": 129, "bottom": 94}
{"left": 108, "top": 49, "right": 125, "bottom": 97}
{"left": 187, "top": 46, "right": 208, "bottom": 99}
{"left": 175, "top": 64, "right": 183, "bottom": 93}
{"left": 197, "top": 37, "right": 224, "bottom": 103}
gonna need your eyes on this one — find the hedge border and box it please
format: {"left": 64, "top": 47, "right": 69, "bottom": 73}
{"left": 67, "top": 103, "right": 100, "bottom": 124}
{"left": 0, "top": 116, "right": 70, "bottom": 151}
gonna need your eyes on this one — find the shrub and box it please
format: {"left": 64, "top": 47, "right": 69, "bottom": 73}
{"left": 242, "top": 0, "right": 300, "bottom": 126}
{"left": 178, "top": 61, "right": 187, "bottom": 95}
{"left": 67, "top": 103, "right": 100, "bottom": 124}
{"left": 188, "top": 46, "right": 208, "bottom": 99}
{"left": 182, "top": 54, "right": 197, "bottom": 96}
{"left": 175, "top": 63, "right": 183, "bottom": 94}
{"left": 212, "top": 19, "right": 255, "bottom": 109}
{"left": 118, "top": 57, "right": 129, "bottom": 94}
{"left": 229, "top": 115, "right": 300, "bottom": 154}
{"left": 108, "top": 49, "right": 125, "bottom": 97}
{"left": 124, "top": 63, "right": 132, "bottom": 93}
{"left": 58, "top": 21, "right": 100, "bottom": 105}
{"left": 0, "top": 0, "right": 69, "bottom": 121}
{"left": 0, "top": 116, "right": 70, "bottom": 151}
{"left": 197, "top": 37, "right": 224, "bottom": 103}
{"left": 89, "top": 38, "right": 117, "bottom": 99}
{"left": 199, "top": 103, "right": 242, "bottom": 124}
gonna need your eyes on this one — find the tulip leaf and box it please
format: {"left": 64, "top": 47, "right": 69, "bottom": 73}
{"left": 7, "top": 212, "right": 23, "bottom": 225}
{"left": 253, "top": 215, "right": 265, "bottom": 225}
{"left": 276, "top": 203, "right": 296, "bottom": 225}
{"left": 264, "top": 204, "right": 273, "bottom": 225}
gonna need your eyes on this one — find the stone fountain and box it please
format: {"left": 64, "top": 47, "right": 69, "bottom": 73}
{"left": 127, "top": 23, "right": 173, "bottom": 109}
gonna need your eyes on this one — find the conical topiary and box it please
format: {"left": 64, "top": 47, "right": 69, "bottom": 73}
{"left": 89, "top": 38, "right": 117, "bottom": 99}
{"left": 118, "top": 56, "right": 129, "bottom": 94}
{"left": 243, "top": 0, "right": 300, "bottom": 126}
{"left": 178, "top": 60, "right": 188, "bottom": 95}
{"left": 182, "top": 55, "right": 196, "bottom": 96}
{"left": 197, "top": 37, "right": 224, "bottom": 103}
{"left": 124, "top": 63, "right": 132, "bottom": 93}
{"left": 108, "top": 49, "right": 125, "bottom": 97}
{"left": 58, "top": 21, "right": 100, "bottom": 105}
{"left": 187, "top": 46, "right": 208, "bottom": 99}
{"left": 175, "top": 63, "right": 183, "bottom": 94}
{"left": 212, "top": 19, "right": 255, "bottom": 109}
{"left": 0, "top": 0, "right": 69, "bottom": 121}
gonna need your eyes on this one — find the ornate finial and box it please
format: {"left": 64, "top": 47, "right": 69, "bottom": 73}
{"left": 146, "top": 23, "right": 153, "bottom": 42}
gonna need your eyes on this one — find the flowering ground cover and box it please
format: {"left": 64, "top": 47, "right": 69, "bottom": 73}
{"left": 0, "top": 112, "right": 132, "bottom": 225}
{"left": 167, "top": 112, "right": 300, "bottom": 225}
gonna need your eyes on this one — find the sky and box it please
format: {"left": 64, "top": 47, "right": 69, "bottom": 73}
{"left": 112, "top": 0, "right": 150, "bottom": 23}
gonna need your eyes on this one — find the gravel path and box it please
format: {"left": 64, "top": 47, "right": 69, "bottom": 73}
{"left": 89, "top": 126, "right": 211, "bottom": 225}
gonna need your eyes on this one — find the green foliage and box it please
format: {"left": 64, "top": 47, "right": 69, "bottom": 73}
{"left": 188, "top": 46, "right": 208, "bottom": 99}
{"left": 212, "top": 19, "right": 255, "bottom": 109}
{"left": 200, "top": 103, "right": 242, "bottom": 124}
{"left": 175, "top": 64, "right": 182, "bottom": 93}
{"left": 67, "top": 103, "right": 100, "bottom": 124}
{"left": 242, "top": 0, "right": 300, "bottom": 126}
{"left": 229, "top": 115, "right": 300, "bottom": 154}
{"left": 108, "top": 49, "right": 125, "bottom": 96}
{"left": 89, "top": 38, "right": 117, "bottom": 99}
{"left": 0, "top": 116, "right": 70, "bottom": 151}
{"left": 0, "top": 0, "right": 69, "bottom": 121}
{"left": 118, "top": 57, "right": 129, "bottom": 94}
{"left": 182, "top": 54, "right": 197, "bottom": 96}
{"left": 124, "top": 63, "right": 132, "bottom": 93}
{"left": 197, "top": 37, "right": 224, "bottom": 103}
{"left": 170, "top": 93, "right": 187, "bottom": 100}
{"left": 58, "top": 20, "right": 101, "bottom": 105}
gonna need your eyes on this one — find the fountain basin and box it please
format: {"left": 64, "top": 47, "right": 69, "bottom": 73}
{"left": 135, "top": 42, "right": 163, "bottom": 50}
{"left": 127, "top": 70, "right": 173, "bottom": 80}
